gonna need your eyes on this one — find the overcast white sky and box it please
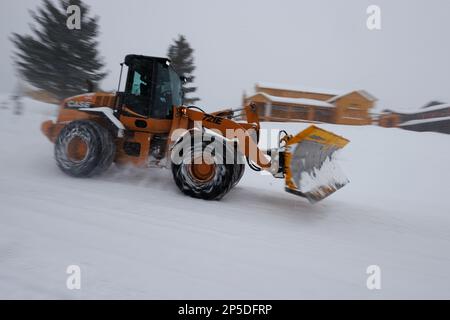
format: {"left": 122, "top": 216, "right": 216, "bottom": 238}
{"left": 1, "top": 0, "right": 449, "bottom": 112}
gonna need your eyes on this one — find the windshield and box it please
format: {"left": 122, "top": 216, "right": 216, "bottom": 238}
{"left": 152, "top": 62, "right": 183, "bottom": 118}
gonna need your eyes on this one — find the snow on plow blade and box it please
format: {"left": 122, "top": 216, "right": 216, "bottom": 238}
{"left": 284, "top": 126, "right": 350, "bottom": 203}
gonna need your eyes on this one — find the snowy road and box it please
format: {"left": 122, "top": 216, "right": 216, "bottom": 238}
{"left": 1, "top": 99, "right": 449, "bottom": 299}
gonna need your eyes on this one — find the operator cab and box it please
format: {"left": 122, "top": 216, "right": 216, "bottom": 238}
{"left": 118, "top": 55, "right": 184, "bottom": 119}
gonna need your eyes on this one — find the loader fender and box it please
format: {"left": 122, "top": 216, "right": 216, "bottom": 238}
{"left": 79, "top": 107, "right": 125, "bottom": 138}
{"left": 171, "top": 127, "right": 243, "bottom": 165}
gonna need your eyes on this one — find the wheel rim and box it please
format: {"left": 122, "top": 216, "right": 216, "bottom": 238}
{"left": 67, "top": 136, "right": 88, "bottom": 162}
{"left": 188, "top": 156, "right": 216, "bottom": 182}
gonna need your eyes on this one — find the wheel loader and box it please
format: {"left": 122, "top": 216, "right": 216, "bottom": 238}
{"left": 41, "top": 54, "right": 350, "bottom": 203}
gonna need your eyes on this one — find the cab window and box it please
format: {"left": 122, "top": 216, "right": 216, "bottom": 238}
{"left": 151, "top": 62, "right": 183, "bottom": 119}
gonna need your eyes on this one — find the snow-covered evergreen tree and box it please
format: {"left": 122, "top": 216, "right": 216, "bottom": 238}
{"left": 10, "top": 0, "right": 107, "bottom": 101}
{"left": 167, "top": 35, "right": 200, "bottom": 105}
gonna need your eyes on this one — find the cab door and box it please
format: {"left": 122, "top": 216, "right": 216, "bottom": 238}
{"left": 120, "top": 60, "right": 154, "bottom": 118}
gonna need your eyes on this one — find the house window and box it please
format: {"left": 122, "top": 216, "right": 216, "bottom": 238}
{"left": 271, "top": 105, "right": 290, "bottom": 119}
{"left": 314, "top": 108, "right": 334, "bottom": 123}
{"left": 290, "top": 107, "right": 309, "bottom": 120}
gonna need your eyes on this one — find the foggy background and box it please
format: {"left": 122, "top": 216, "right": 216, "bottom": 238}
{"left": 1, "top": 0, "right": 449, "bottom": 112}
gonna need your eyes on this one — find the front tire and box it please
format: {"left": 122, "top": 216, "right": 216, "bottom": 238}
{"left": 171, "top": 134, "right": 240, "bottom": 200}
{"left": 55, "top": 120, "right": 116, "bottom": 177}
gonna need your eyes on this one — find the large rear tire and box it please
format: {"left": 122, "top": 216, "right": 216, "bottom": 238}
{"left": 55, "top": 120, "right": 116, "bottom": 177}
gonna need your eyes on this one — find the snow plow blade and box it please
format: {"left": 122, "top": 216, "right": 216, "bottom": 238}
{"left": 284, "top": 126, "right": 350, "bottom": 203}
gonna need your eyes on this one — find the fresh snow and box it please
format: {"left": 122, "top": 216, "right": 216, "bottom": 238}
{"left": 0, "top": 96, "right": 450, "bottom": 299}
{"left": 298, "top": 154, "right": 349, "bottom": 195}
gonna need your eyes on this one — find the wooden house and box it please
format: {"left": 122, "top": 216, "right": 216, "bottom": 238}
{"left": 243, "top": 82, "right": 377, "bottom": 125}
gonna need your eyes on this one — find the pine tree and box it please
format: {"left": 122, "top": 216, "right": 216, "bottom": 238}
{"left": 167, "top": 35, "right": 200, "bottom": 105}
{"left": 10, "top": 0, "right": 107, "bottom": 101}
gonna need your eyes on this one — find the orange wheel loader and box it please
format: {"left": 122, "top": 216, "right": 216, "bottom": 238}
{"left": 41, "top": 54, "right": 350, "bottom": 203}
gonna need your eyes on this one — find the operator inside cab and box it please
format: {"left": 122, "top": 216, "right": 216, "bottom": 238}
{"left": 123, "top": 55, "right": 184, "bottom": 120}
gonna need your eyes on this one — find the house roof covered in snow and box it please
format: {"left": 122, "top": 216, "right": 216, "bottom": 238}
{"left": 255, "top": 82, "right": 347, "bottom": 96}
{"left": 255, "top": 82, "right": 377, "bottom": 102}
{"left": 399, "top": 115, "right": 450, "bottom": 127}
{"left": 327, "top": 90, "right": 378, "bottom": 102}
{"left": 249, "top": 92, "right": 335, "bottom": 108}
{"left": 383, "top": 103, "right": 450, "bottom": 115}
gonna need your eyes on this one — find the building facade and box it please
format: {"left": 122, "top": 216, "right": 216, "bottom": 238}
{"left": 243, "top": 82, "right": 377, "bottom": 125}
{"left": 378, "top": 102, "right": 450, "bottom": 134}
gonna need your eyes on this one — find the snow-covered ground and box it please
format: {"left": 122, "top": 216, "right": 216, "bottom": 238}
{"left": 0, "top": 95, "right": 449, "bottom": 299}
